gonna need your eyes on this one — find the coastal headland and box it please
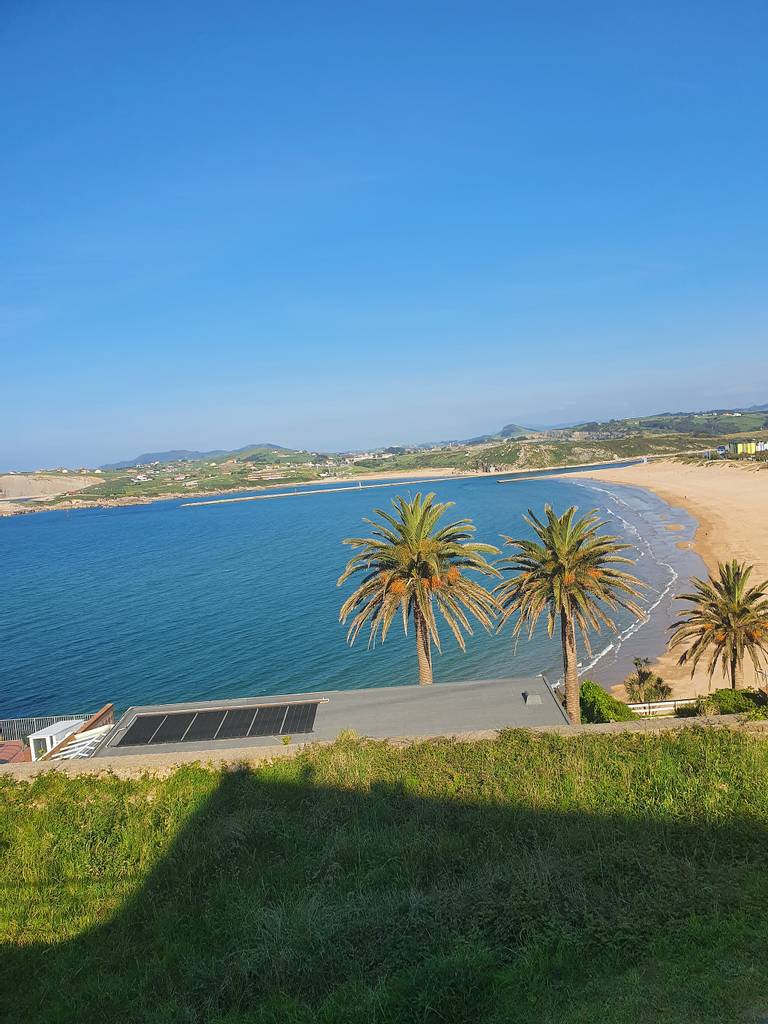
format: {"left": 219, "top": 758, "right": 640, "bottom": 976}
{"left": 0, "top": 467, "right": 488, "bottom": 517}
{"left": 566, "top": 460, "right": 768, "bottom": 697}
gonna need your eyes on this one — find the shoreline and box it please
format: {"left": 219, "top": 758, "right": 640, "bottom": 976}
{"left": 563, "top": 461, "right": 768, "bottom": 697}
{"left": 0, "top": 458, "right": 650, "bottom": 519}
{"left": 3, "top": 456, "right": 750, "bottom": 717}
{"left": 0, "top": 467, "right": 478, "bottom": 518}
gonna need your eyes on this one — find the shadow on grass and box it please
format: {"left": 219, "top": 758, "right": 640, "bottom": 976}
{"left": 2, "top": 759, "right": 768, "bottom": 1024}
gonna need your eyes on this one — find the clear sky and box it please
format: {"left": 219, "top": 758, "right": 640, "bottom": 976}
{"left": 2, "top": 1, "right": 767, "bottom": 469}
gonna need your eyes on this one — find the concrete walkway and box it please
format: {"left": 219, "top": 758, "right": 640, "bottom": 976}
{"left": 96, "top": 677, "right": 568, "bottom": 759}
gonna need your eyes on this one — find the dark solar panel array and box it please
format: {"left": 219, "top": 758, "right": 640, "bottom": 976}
{"left": 216, "top": 707, "right": 255, "bottom": 740}
{"left": 117, "top": 702, "right": 320, "bottom": 747}
{"left": 249, "top": 704, "right": 287, "bottom": 737}
{"left": 151, "top": 712, "right": 195, "bottom": 744}
{"left": 185, "top": 710, "right": 227, "bottom": 742}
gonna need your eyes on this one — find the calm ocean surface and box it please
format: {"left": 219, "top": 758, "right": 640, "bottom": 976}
{"left": 0, "top": 473, "right": 706, "bottom": 717}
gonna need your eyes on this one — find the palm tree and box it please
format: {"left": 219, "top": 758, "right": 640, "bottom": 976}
{"left": 494, "top": 505, "right": 645, "bottom": 724}
{"left": 623, "top": 657, "right": 671, "bottom": 704}
{"left": 669, "top": 560, "right": 768, "bottom": 689}
{"left": 338, "top": 492, "right": 500, "bottom": 684}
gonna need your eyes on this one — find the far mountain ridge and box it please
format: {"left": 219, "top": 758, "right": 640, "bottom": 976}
{"left": 101, "top": 443, "right": 291, "bottom": 470}
{"left": 95, "top": 398, "right": 767, "bottom": 472}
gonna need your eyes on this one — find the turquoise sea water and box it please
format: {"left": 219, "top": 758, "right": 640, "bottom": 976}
{"left": 0, "top": 473, "right": 706, "bottom": 717}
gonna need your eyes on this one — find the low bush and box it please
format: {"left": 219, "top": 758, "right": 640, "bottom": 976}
{"left": 674, "top": 689, "right": 768, "bottom": 719}
{"left": 579, "top": 680, "right": 639, "bottom": 723}
{"left": 710, "top": 688, "right": 766, "bottom": 715}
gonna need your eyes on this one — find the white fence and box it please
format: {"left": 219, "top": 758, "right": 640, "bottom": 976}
{"left": 0, "top": 714, "right": 95, "bottom": 744}
{"left": 627, "top": 698, "right": 697, "bottom": 718}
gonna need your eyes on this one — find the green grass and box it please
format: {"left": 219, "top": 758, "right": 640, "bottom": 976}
{"left": 49, "top": 468, "right": 323, "bottom": 502}
{"left": 347, "top": 435, "right": 706, "bottom": 475}
{"left": 576, "top": 411, "right": 768, "bottom": 436}
{"left": 471, "top": 434, "right": 704, "bottom": 469}
{"left": 2, "top": 728, "right": 768, "bottom": 1023}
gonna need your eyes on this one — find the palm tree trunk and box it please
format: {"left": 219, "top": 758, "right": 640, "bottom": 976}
{"left": 414, "top": 610, "right": 433, "bottom": 685}
{"left": 730, "top": 652, "right": 739, "bottom": 690}
{"left": 560, "top": 610, "right": 580, "bottom": 724}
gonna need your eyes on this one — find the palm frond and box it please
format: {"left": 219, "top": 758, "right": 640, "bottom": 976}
{"left": 494, "top": 503, "right": 646, "bottom": 649}
{"left": 338, "top": 492, "right": 501, "bottom": 653}
{"left": 670, "top": 560, "right": 768, "bottom": 687}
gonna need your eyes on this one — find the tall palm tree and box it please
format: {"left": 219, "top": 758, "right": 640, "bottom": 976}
{"left": 338, "top": 492, "right": 500, "bottom": 684}
{"left": 669, "top": 560, "right": 768, "bottom": 690}
{"left": 494, "top": 505, "right": 645, "bottom": 724}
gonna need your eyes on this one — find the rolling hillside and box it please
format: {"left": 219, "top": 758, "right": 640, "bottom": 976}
{"left": 102, "top": 443, "right": 293, "bottom": 470}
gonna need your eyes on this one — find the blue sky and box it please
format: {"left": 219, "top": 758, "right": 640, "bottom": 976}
{"left": 2, "top": 1, "right": 767, "bottom": 469}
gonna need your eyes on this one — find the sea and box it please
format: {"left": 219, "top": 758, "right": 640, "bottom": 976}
{"left": 0, "top": 469, "right": 707, "bottom": 718}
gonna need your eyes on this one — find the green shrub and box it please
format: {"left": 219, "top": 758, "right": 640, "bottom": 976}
{"left": 674, "top": 689, "right": 768, "bottom": 718}
{"left": 709, "top": 689, "right": 766, "bottom": 715}
{"left": 674, "top": 704, "right": 700, "bottom": 718}
{"left": 579, "top": 680, "right": 639, "bottom": 723}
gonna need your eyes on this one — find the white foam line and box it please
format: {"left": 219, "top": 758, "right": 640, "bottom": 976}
{"left": 568, "top": 480, "right": 684, "bottom": 678}
{"left": 578, "top": 642, "right": 615, "bottom": 675}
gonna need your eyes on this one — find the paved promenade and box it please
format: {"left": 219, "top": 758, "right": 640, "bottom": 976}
{"left": 96, "top": 676, "right": 568, "bottom": 758}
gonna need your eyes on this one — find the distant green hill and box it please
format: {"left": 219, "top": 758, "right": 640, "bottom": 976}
{"left": 574, "top": 407, "right": 768, "bottom": 437}
{"left": 101, "top": 443, "right": 292, "bottom": 470}
{"left": 498, "top": 423, "right": 533, "bottom": 438}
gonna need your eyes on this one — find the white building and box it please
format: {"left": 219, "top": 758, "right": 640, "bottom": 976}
{"left": 27, "top": 720, "right": 85, "bottom": 761}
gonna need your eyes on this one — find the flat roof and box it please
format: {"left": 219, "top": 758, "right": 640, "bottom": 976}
{"left": 28, "top": 719, "right": 84, "bottom": 740}
{"left": 95, "top": 677, "right": 568, "bottom": 758}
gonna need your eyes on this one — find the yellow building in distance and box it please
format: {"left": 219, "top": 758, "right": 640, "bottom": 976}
{"left": 729, "top": 440, "right": 757, "bottom": 456}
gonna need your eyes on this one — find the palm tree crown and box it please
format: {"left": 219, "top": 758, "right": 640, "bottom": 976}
{"left": 494, "top": 505, "right": 645, "bottom": 723}
{"left": 338, "top": 492, "right": 500, "bottom": 684}
{"left": 623, "top": 657, "right": 671, "bottom": 704}
{"left": 670, "top": 560, "right": 768, "bottom": 689}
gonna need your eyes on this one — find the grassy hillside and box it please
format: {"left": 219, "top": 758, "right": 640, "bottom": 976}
{"left": 577, "top": 409, "right": 768, "bottom": 436}
{"left": 474, "top": 434, "right": 702, "bottom": 468}
{"left": 373, "top": 433, "right": 705, "bottom": 473}
{"left": 27, "top": 423, "right": 768, "bottom": 507}
{"left": 50, "top": 465, "right": 320, "bottom": 501}
{"left": 2, "top": 728, "right": 768, "bottom": 1023}
{"left": 498, "top": 422, "right": 533, "bottom": 437}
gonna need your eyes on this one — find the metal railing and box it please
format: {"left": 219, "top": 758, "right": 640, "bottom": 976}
{"left": 0, "top": 714, "right": 95, "bottom": 744}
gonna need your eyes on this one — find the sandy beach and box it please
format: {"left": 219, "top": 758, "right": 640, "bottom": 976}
{"left": 568, "top": 461, "right": 768, "bottom": 697}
